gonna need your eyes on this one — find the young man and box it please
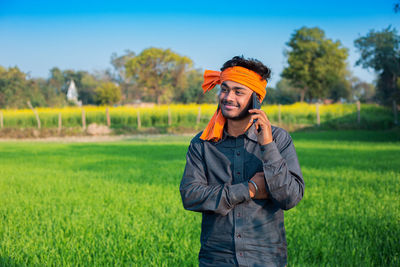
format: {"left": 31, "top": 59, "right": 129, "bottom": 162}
{"left": 180, "top": 56, "right": 304, "bottom": 267}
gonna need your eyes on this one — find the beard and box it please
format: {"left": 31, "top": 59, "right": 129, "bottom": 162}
{"left": 220, "top": 98, "right": 252, "bottom": 121}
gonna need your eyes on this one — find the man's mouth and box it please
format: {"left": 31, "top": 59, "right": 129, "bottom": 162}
{"left": 222, "top": 102, "right": 238, "bottom": 110}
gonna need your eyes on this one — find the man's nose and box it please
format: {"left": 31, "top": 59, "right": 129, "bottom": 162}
{"left": 224, "top": 90, "right": 235, "bottom": 102}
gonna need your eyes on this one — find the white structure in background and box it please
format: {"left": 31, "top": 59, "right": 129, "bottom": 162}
{"left": 66, "top": 80, "right": 82, "bottom": 106}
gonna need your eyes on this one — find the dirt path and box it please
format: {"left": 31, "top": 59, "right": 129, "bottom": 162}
{"left": 0, "top": 134, "right": 194, "bottom": 143}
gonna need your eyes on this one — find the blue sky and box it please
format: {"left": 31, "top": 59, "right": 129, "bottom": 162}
{"left": 1, "top": 0, "right": 399, "bottom": 87}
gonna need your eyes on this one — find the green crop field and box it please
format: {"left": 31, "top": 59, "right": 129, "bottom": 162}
{"left": 0, "top": 129, "right": 399, "bottom": 266}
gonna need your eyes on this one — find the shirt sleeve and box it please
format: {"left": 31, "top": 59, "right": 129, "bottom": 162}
{"left": 260, "top": 129, "right": 305, "bottom": 210}
{"left": 180, "top": 140, "right": 251, "bottom": 216}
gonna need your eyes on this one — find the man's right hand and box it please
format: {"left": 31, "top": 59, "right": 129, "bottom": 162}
{"left": 248, "top": 172, "right": 268, "bottom": 199}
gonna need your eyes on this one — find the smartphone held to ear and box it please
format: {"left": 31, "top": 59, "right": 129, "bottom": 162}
{"left": 252, "top": 92, "right": 261, "bottom": 110}
{"left": 251, "top": 93, "right": 262, "bottom": 133}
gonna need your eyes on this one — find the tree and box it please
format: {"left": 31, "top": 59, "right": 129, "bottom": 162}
{"left": 351, "top": 77, "right": 376, "bottom": 103}
{"left": 95, "top": 82, "right": 121, "bottom": 105}
{"left": 125, "top": 47, "right": 193, "bottom": 104}
{"left": 354, "top": 26, "right": 400, "bottom": 105}
{"left": 172, "top": 69, "right": 217, "bottom": 104}
{"left": 282, "top": 27, "right": 349, "bottom": 102}
{"left": 110, "top": 50, "right": 137, "bottom": 103}
{"left": 33, "top": 77, "right": 66, "bottom": 107}
{"left": 264, "top": 78, "right": 300, "bottom": 104}
{"left": 48, "top": 67, "right": 66, "bottom": 94}
{"left": 0, "top": 66, "right": 45, "bottom": 108}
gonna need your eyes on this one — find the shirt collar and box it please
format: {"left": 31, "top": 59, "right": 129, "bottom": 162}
{"left": 219, "top": 123, "right": 258, "bottom": 143}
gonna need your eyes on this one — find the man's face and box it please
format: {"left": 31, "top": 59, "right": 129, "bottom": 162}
{"left": 219, "top": 80, "right": 253, "bottom": 120}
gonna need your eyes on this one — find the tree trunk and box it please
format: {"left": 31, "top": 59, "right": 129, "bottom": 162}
{"left": 300, "top": 89, "right": 306, "bottom": 103}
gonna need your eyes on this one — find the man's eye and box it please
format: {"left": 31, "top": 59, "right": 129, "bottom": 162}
{"left": 236, "top": 91, "right": 243, "bottom": 95}
{"left": 221, "top": 88, "right": 228, "bottom": 93}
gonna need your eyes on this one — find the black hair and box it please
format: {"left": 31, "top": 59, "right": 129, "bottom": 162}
{"left": 220, "top": 55, "right": 271, "bottom": 81}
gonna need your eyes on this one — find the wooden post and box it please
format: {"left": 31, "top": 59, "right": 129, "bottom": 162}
{"left": 278, "top": 104, "right": 282, "bottom": 125}
{"left": 137, "top": 110, "right": 141, "bottom": 129}
{"left": 393, "top": 100, "right": 398, "bottom": 125}
{"left": 106, "top": 107, "right": 111, "bottom": 127}
{"left": 356, "top": 101, "right": 361, "bottom": 124}
{"left": 27, "top": 101, "right": 41, "bottom": 129}
{"left": 58, "top": 112, "right": 62, "bottom": 134}
{"left": 0, "top": 111, "right": 3, "bottom": 128}
{"left": 196, "top": 107, "right": 201, "bottom": 125}
{"left": 316, "top": 103, "right": 320, "bottom": 127}
{"left": 81, "top": 108, "right": 86, "bottom": 130}
{"left": 168, "top": 107, "right": 172, "bottom": 126}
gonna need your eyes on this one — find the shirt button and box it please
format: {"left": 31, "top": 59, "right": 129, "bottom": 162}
{"left": 239, "top": 252, "right": 243, "bottom": 256}
{"left": 237, "top": 234, "right": 241, "bottom": 238}
{"left": 237, "top": 171, "right": 240, "bottom": 176}
{"left": 236, "top": 151, "right": 240, "bottom": 156}
{"left": 237, "top": 212, "right": 241, "bottom": 217}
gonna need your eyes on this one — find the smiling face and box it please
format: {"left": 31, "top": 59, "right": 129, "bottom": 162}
{"left": 219, "top": 80, "right": 253, "bottom": 120}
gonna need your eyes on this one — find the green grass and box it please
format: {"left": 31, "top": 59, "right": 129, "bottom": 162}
{"left": 0, "top": 129, "right": 399, "bottom": 266}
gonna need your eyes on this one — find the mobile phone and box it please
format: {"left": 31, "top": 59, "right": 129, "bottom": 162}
{"left": 252, "top": 93, "right": 262, "bottom": 132}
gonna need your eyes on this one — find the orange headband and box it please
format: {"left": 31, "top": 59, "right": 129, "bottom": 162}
{"left": 202, "top": 66, "right": 267, "bottom": 102}
{"left": 200, "top": 66, "right": 268, "bottom": 142}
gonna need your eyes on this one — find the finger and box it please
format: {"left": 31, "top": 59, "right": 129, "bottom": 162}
{"left": 254, "top": 120, "right": 266, "bottom": 134}
{"left": 249, "top": 109, "right": 268, "bottom": 121}
{"left": 250, "top": 114, "right": 268, "bottom": 125}
{"left": 249, "top": 113, "right": 266, "bottom": 122}
{"left": 248, "top": 109, "right": 266, "bottom": 116}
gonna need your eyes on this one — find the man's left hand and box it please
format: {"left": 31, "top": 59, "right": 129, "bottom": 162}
{"left": 249, "top": 109, "right": 273, "bottom": 145}
{"left": 249, "top": 172, "right": 268, "bottom": 199}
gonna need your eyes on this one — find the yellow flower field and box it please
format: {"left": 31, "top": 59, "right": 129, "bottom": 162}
{"left": 0, "top": 103, "right": 394, "bottom": 130}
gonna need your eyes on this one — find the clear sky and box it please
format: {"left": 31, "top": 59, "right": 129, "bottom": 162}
{"left": 0, "top": 0, "right": 399, "bottom": 87}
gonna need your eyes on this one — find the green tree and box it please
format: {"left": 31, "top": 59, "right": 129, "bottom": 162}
{"left": 173, "top": 69, "right": 217, "bottom": 104}
{"left": 351, "top": 77, "right": 376, "bottom": 103}
{"left": 265, "top": 78, "right": 300, "bottom": 104}
{"left": 110, "top": 50, "right": 137, "bottom": 103}
{"left": 354, "top": 26, "right": 400, "bottom": 105}
{"left": 327, "top": 70, "right": 352, "bottom": 102}
{"left": 282, "top": 27, "right": 349, "bottom": 102}
{"left": 33, "top": 77, "right": 66, "bottom": 107}
{"left": 48, "top": 67, "right": 66, "bottom": 94}
{"left": 95, "top": 82, "right": 121, "bottom": 105}
{"left": 0, "top": 66, "right": 45, "bottom": 108}
{"left": 125, "top": 47, "right": 193, "bottom": 104}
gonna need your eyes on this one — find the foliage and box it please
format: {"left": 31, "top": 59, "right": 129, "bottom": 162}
{"left": 110, "top": 50, "right": 137, "bottom": 103}
{"left": 265, "top": 78, "right": 300, "bottom": 104}
{"left": 282, "top": 27, "right": 350, "bottom": 102}
{"left": 173, "top": 69, "right": 217, "bottom": 104}
{"left": 125, "top": 48, "right": 193, "bottom": 104}
{"left": 354, "top": 26, "right": 400, "bottom": 105}
{"left": 0, "top": 131, "right": 399, "bottom": 266}
{"left": 0, "top": 66, "right": 46, "bottom": 108}
{"left": 95, "top": 82, "right": 122, "bottom": 105}
{"left": 351, "top": 77, "right": 376, "bottom": 103}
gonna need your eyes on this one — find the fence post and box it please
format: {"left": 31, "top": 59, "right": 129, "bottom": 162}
{"left": 58, "top": 112, "right": 62, "bottom": 134}
{"left": 393, "top": 100, "right": 398, "bottom": 125}
{"left": 106, "top": 107, "right": 111, "bottom": 127}
{"left": 168, "top": 107, "right": 172, "bottom": 126}
{"left": 137, "top": 110, "right": 141, "bottom": 129}
{"left": 356, "top": 101, "right": 361, "bottom": 124}
{"left": 196, "top": 107, "right": 201, "bottom": 125}
{"left": 0, "top": 111, "right": 3, "bottom": 128}
{"left": 316, "top": 102, "right": 320, "bottom": 127}
{"left": 81, "top": 108, "right": 86, "bottom": 130}
{"left": 278, "top": 104, "right": 282, "bottom": 125}
{"left": 27, "top": 101, "right": 41, "bottom": 129}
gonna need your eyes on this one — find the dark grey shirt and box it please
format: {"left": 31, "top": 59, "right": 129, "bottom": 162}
{"left": 180, "top": 124, "right": 304, "bottom": 267}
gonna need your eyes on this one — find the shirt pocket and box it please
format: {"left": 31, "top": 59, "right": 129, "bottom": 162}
{"left": 244, "top": 158, "right": 263, "bottom": 181}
